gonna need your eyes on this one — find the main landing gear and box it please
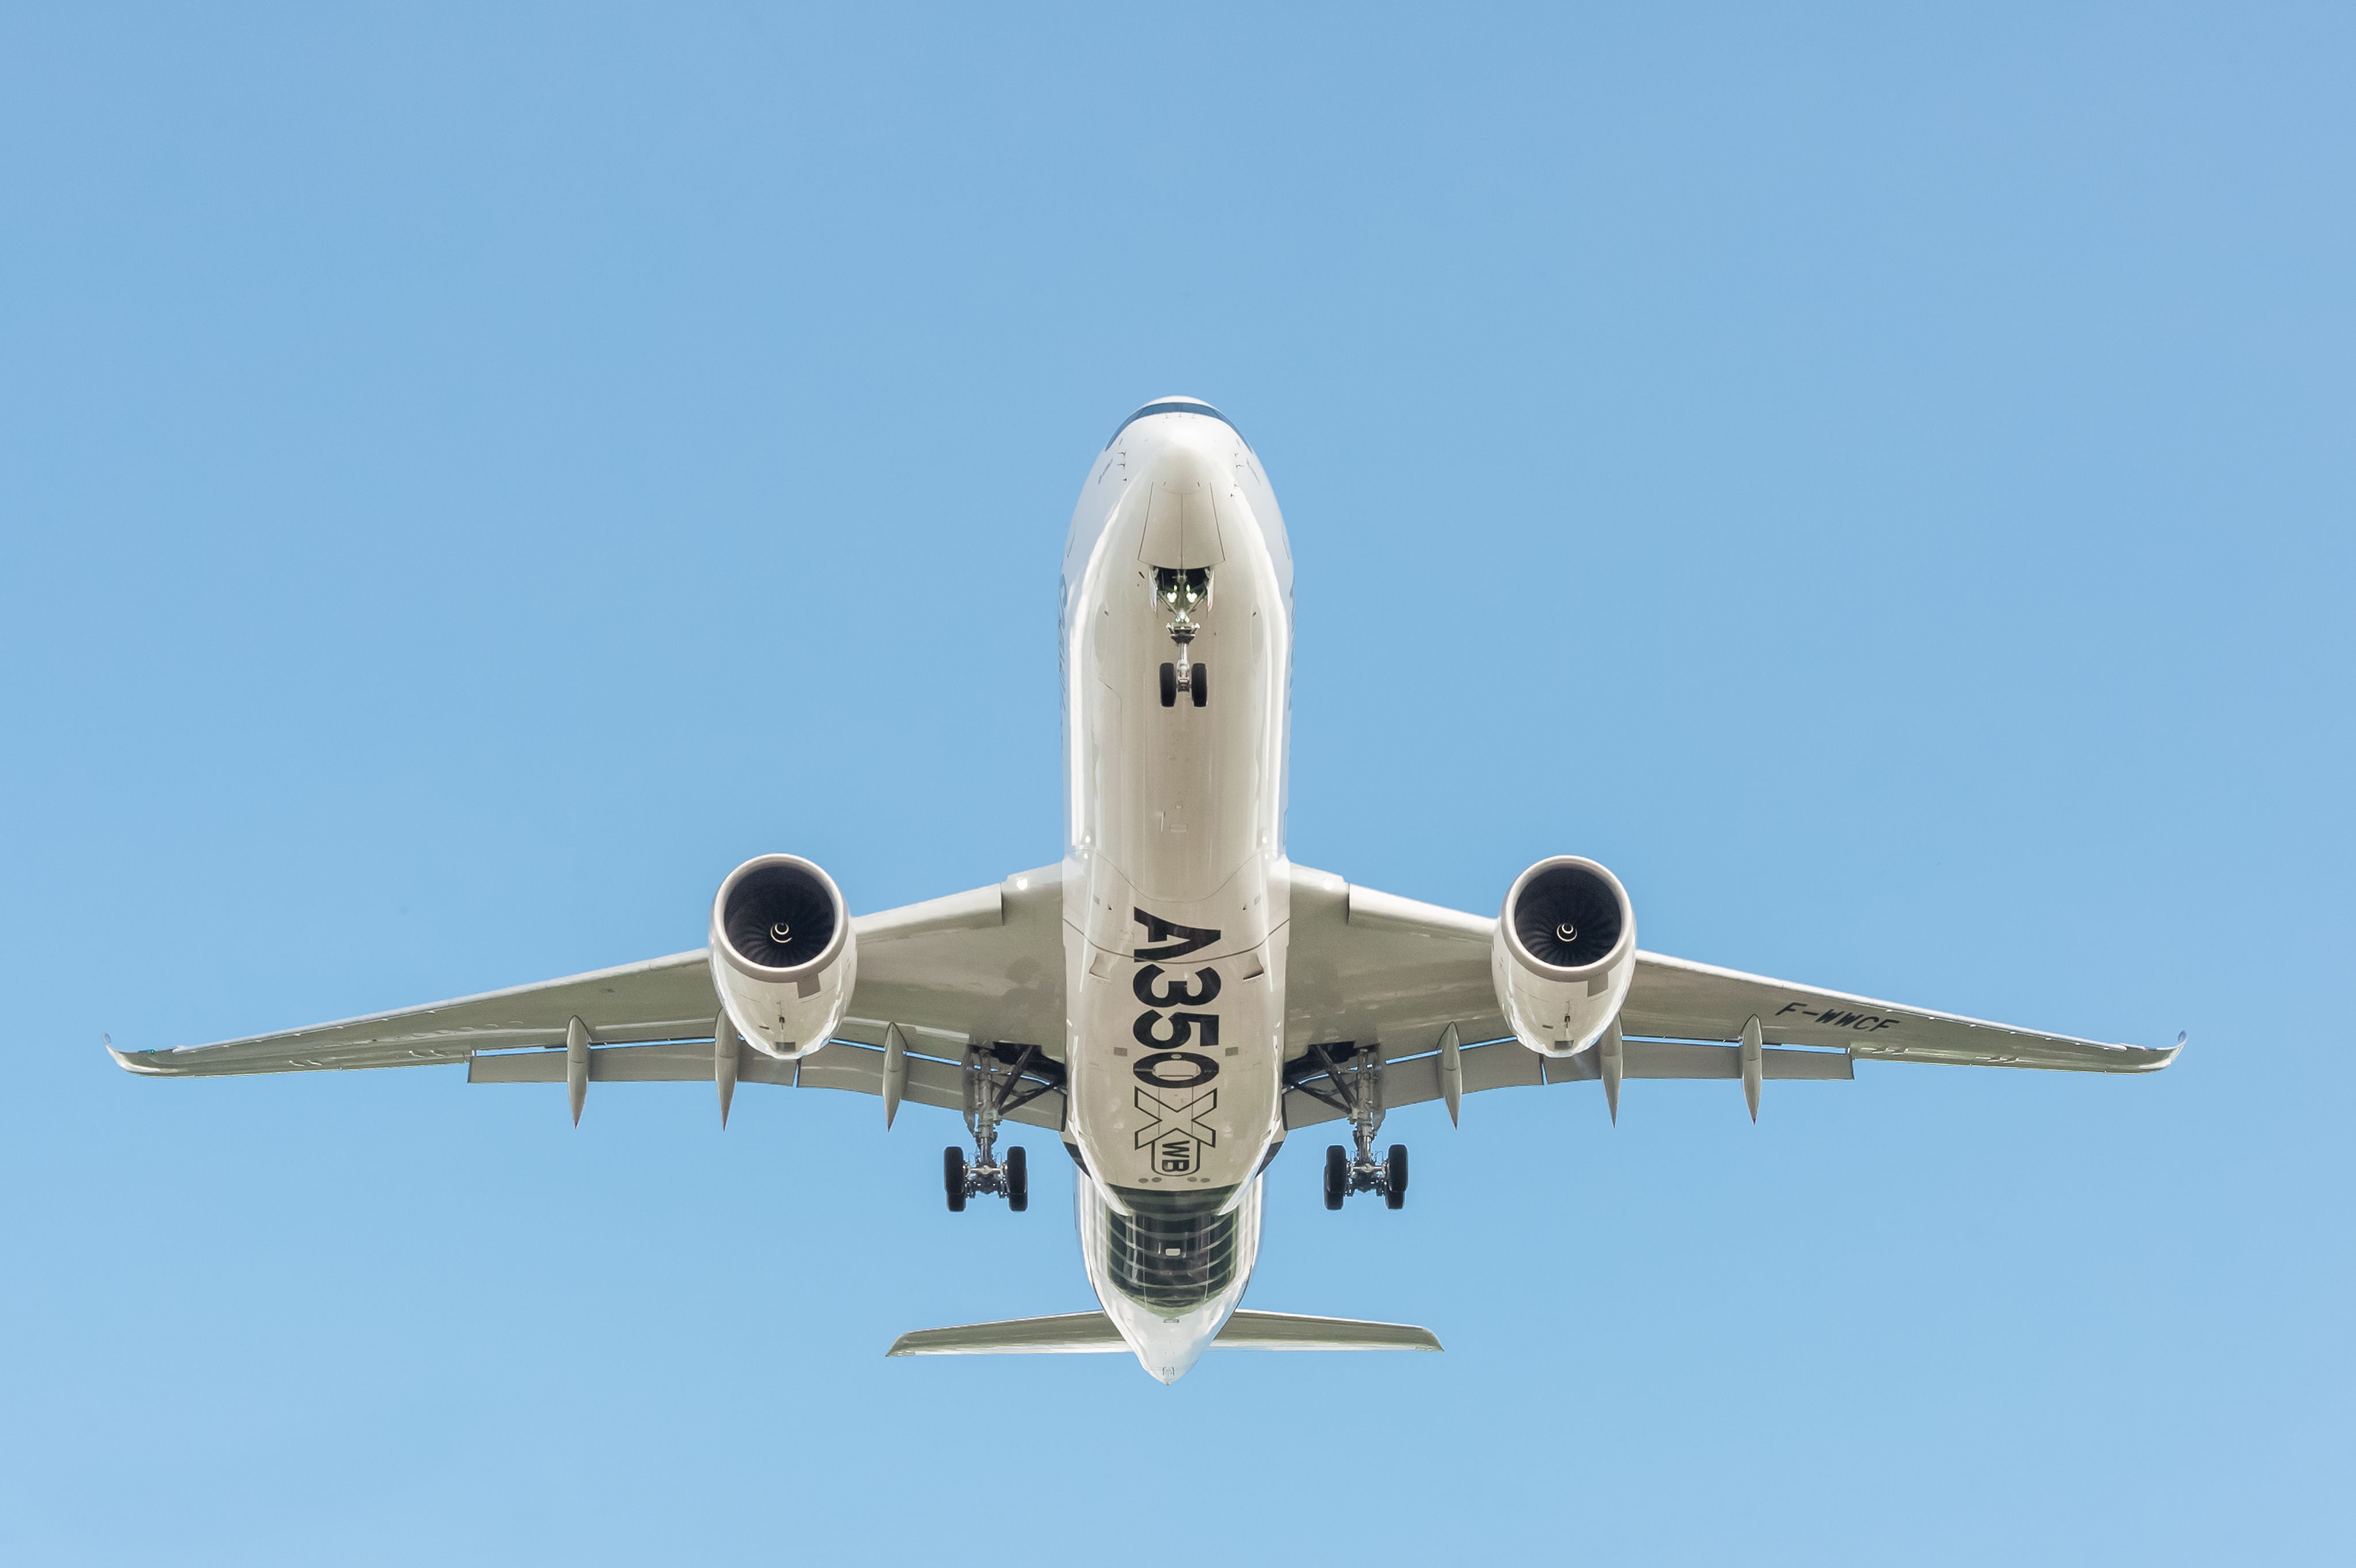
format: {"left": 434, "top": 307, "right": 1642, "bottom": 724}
{"left": 1288, "top": 1041, "right": 1409, "bottom": 1211}
{"left": 1322, "top": 1143, "right": 1407, "bottom": 1211}
{"left": 1155, "top": 566, "right": 1210, "bottom": 709}
{"left": 945, "top": 1042, "right": 1059, "bottom": 1213}
{"left": 944, "top": 1143, "right": 1026, "bottom": 1213}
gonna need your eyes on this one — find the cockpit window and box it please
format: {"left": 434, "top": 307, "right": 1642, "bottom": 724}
{"left": 1105, "top": 401, "right": 1245, "bottom": 450}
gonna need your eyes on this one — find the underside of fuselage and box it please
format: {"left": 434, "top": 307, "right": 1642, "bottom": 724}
{"left": 1060, "top": 397, "right": 1295, "bottom": 1380}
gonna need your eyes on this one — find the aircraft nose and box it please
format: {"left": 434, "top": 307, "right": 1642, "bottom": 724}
{"left": 1139, "top": 440, "right": 1223, "bottom": 490}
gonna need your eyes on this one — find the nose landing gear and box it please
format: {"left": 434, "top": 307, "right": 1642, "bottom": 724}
{"left": 1158, "top": 661, "right": 1208, "bottom": 708}
{"left": 1155, "top": 567, "right": 1210, "bottom": 709}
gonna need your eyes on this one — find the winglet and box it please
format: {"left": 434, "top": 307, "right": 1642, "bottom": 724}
{"left": 102, "top": 1033, "right": 158, "bottom": 1076}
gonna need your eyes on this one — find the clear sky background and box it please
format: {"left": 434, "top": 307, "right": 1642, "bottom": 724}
{"left": 3, "top": 5, "right": 2350, "bottom": 1563}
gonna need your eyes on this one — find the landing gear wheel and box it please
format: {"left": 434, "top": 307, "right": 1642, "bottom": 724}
{"left": 1323, "top": 1145, "right": 1348, "bottom": 1211}
{"left": 1006, "top": 1145, "right": 1029, "bottom": 1212}
{"left": 1384, "top": 1144, "right": 1409, "bottom": 1209}
{"left": 943, "top": 1146, "right": 968, "bottom": 1213}
{"left": 1190, "top": 661, "right": 1208, "bottom": 707}
{"left": 1159, "top": 663, "right": 1178, "bottom": 707}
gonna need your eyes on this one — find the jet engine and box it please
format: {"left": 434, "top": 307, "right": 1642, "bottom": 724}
{"left": 707, "top": 854, "right": 857, "bottom": 1060}
{"left": 1490, "top": 856, "right": 1636, "bottom": 1057}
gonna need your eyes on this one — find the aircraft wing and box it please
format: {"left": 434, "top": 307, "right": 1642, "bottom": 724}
{"left": 112, "top": 858, "right": 2174, "bottom": 1131}
{"left": 108, "top": 865, "right": 1074, "bottom": 1129}
{"left": 1279, "top": 865, "right": 2177, "bottom": 1128}
{"left": 105, "top": 950, "right": 720, "bottom": 1075}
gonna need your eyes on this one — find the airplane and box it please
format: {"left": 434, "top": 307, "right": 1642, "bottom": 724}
{"left": 109, "top": 395, "right": 2181, "bottom": 1383}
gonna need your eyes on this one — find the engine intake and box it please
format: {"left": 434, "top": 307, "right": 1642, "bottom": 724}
{"left": 708, "top": 854, "right": 856, "bottom": 1060}
{"left": 1491, "top": 856, "right": 1636, "bottom": 1057}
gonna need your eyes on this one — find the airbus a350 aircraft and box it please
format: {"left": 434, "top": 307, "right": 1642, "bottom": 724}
{"left": 113, "top": 397, "right": 2179, "bottom": 1382}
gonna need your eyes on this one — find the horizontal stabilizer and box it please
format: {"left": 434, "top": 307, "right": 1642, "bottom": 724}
{"left": 1214, "top": 1311, "right": 1441, "bottom": 1351}
{"left": 886, "top": 1310, "right": 1441, "bottom": 1357}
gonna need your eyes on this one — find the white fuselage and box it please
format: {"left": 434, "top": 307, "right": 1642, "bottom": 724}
{"left": 1058, "top": 399, "right": 1295, "bottom": 1381}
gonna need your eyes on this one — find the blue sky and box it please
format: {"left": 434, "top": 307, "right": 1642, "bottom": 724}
{"left": 3, "top": 4, "right": 2350, "bottom": 1563}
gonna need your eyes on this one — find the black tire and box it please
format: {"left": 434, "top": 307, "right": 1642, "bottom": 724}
{"left": 1323, "top": 1145, "right": 1348, "bottom": 1211}
{"left": 1384, "top": 1144, "right": 1409, "bottom": 1210}
{"left": 943, "top": 1146, "right": 968, "bottom": 1213}
{"left": 1190, "top": 661, "right": 1208, "bottom": 707}
{"left": 1159, "top": 663, "right": 1178, "bottom": 707}
{"left": 1006, "top": 1145, "right": 1029, "bottom": 1212}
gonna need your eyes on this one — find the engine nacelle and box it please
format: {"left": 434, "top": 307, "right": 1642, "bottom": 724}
{"left": 708, "top": 854, "right": 857, "bottom": 1060}
{"left": 1491, "top": 856, "right": 1636, "bottom": 1057}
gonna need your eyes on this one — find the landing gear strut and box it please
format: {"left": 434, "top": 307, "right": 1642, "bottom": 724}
{"left": 1289, "top": 1041, "right": 1409, "bottom": 1209}
{"left": 1155, "top": 567, "right": 1210, "bottom": 709}
{"left": 945, "top": 1042, "right": 1055, "bottom": 1212}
